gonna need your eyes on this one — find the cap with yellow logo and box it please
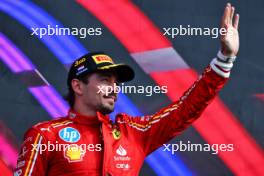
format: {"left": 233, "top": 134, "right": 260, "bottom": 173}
{"left": 67, "top": 52, "right": 135, "bottom": 87}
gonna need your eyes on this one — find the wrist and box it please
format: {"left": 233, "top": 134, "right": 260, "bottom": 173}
{"left": 210, "top": 50, "right": 236, "bottom": 78}
{"left": 217, "top": 50, "right": 236, "bottom": 63}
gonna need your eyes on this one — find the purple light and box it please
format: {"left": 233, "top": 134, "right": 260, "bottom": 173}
{"left": 0, "top": 1, "right": 85, "bottom": 63}
{"left": 9, "top": 0, "right": 86, "bottom": 58}
{"left": 41, "top": 86, "right": 68, "bottom": 116}
{"left": 29, "top": 87, "right": 62, "bottom": 118}
{"left": 0, "top": 33, "right": 34, "bottom": 71}
{"left": 0, "top": 47, "right": 21, "bottom": 72}
{"left": 0, "top": 1, "right": 72, "bottom": 63}
{"left": 0, "top": 33, "right": 69, "bottom": 118}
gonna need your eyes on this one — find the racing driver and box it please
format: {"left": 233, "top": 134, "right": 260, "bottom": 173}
{"left": 14, "top": 3, "right": 239, "bottom": 176}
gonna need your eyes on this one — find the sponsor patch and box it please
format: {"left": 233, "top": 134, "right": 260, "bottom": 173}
{"left": 14, "top": 169, "right": 22, "bottom": 176}
{"left": 74, "top": 57, "right": 86, "bottom": 67}
{"left": 40, "top": 127, "right": 51, "bottom": 132}
{"left": 16, "top": 160, "right": 25, "bottom": 169}
{"left": 76, "top": 65, "right": 88, "bottom": 76}
{"left": 112, "top": 128, "right": 121, "bottom": 140}
{"left": 22, "top": 136, "right": 32, "bottom": 145}
{"left": 92, "top": 54, "right": 114, "bottom": 64}
{"left": 59, "top": 127, "right": 80, "bottom": 143}
{"left": 64, "top": 144, "right": 86, "bottom": 162}
{"left": 116, "top": 145, "right": 127, "bottom": 156}
{"left": 18, "top": 146, "right": 28, "bottom": 159}
{"left": 113, "top": 145, "right": 131, "bottom": 170}
{"left": 116, "top": 163, "right": 130, "bottom": 169}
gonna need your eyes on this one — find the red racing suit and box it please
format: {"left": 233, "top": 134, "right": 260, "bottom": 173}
{"left": 14, "top": 62, "right": 231, "bottom": 176}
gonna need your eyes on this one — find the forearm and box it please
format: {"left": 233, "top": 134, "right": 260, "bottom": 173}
{"left": 175, "top": 51, "right": 236, "bottom": 124}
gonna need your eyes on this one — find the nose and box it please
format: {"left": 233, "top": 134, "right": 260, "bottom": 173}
{"left": 109, "top": 75, "right": 118, "bottom": 88}
{"left": 104, "top": 83, "right": 118, "bottom": 97}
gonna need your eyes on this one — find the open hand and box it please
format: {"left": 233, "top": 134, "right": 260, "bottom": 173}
{"left": 220, "top": 3, "right": 240, "bottom": 57}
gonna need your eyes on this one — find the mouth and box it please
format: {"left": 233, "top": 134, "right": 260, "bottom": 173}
{"left": 103, "top": 94, "right": 117, "bottom": 102}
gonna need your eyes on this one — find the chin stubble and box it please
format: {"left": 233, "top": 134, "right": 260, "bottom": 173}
{"left": 98, "top": 104, "right": 114, "bottom": 115}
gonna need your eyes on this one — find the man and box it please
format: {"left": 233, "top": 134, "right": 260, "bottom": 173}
{"left": 14, "top": 3, "right": 239, "bottom": 176}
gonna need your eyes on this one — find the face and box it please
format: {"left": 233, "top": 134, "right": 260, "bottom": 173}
{"left": 72, "top": 71, "right": 118, "bottom": 114}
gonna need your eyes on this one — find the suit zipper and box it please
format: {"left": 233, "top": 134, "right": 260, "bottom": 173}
{"left": 100, "top": 124, "right": 108, "bottom": 176}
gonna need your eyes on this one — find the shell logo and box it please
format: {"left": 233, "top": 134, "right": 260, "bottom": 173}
{"left": 64, "top": 145, "right": 86, "bottom": 162}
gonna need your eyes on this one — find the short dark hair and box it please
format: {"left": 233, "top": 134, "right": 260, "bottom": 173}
{"left": 65, "top": 74, "right": 91, "bottom": 108}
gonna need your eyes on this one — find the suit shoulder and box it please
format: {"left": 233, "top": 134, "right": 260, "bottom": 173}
{"left": 25, "top": 117, "right": 73, "bottom": 139}
{"left": 33, "top": 117, "right": 72, "bottom": 129}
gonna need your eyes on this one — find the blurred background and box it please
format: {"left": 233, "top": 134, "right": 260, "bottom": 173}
{"left": 0, "top": 0, "right": 263, "bottom": 175}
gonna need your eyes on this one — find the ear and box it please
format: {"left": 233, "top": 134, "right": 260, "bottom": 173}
{"left": 71, "top": 79, "right": 83, "bottom": 96}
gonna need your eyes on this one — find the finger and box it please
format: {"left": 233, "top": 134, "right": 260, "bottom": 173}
{"left": 233, "top": 14, "right": 240, "bottom": 29}
{"left": 230, "top": 6, "right": 235, "bottom": 24}
{"left": 221, "top": 4, "right": 230, "bottom": 27}
{"left": 226, "top": 3, "right": 231, "bottom": 25}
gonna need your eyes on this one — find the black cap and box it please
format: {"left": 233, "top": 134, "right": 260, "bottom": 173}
{"left": 67, "top": 52, "right": 135, "bottom": 88}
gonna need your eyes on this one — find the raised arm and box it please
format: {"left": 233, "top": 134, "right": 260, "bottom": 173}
{"left": 117, "top": 3, "right": 240, "bottom": 155}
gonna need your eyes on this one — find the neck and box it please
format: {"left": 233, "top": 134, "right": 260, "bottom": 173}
{"left": 73, "top": 101, "right": 97, "bottom": 117}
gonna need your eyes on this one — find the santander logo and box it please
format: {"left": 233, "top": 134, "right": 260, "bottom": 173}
{"left": 116, "top": 145, "right": 127, "bottom": 156}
